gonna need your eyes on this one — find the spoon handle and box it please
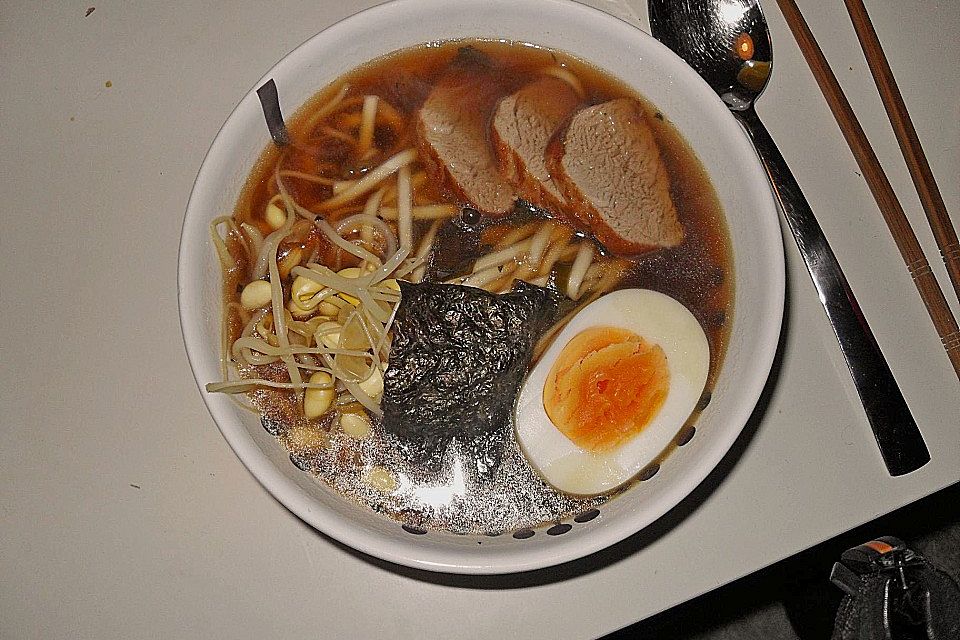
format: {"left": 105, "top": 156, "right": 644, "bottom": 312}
{"left": 735, "top": 107, "right": 929, "bottom": 476}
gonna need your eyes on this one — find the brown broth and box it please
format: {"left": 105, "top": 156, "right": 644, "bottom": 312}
{"left": 222, "top": 39, "right": 733, "bottom": 534}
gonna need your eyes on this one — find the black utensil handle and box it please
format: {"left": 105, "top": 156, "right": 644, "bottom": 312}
{"left": 736, "top": 107, "right": 930, "bottom": 476}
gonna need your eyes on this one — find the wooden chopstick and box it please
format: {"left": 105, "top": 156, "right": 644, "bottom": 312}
{"left": 773, "top": 0, "right": 960, "bottom": 380}
{"left": 843, "top": 0, "right": 960, "bottom": 305}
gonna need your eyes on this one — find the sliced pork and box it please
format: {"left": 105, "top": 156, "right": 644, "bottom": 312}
{"left": 415, "top": 49, "right": 516, "bottom": 216}
{"left": 491, "top": 76, "right": 581, "bottom": 216}
{"left": 547, "top": 98, "right": 684, "bottom": 255}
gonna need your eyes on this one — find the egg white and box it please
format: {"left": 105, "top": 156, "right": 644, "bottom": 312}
{"left": 515, "top": 289, "right": 710, "bottom": 495}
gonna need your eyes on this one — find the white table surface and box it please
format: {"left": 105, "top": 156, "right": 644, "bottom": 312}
{"left": 2, "top": 0, "right": 958, "bottom": 638}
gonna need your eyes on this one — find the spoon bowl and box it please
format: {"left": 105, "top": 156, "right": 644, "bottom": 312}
{"left": 651, "top": 0, "right": 772, "bottom": 109}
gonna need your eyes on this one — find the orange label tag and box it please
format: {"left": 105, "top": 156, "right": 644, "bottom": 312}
{"left": 865, "top": 540, "right": 894, "bottom": 554}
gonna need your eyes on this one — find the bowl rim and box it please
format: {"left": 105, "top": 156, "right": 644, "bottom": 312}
{"left": 178, "top": 0, "right": 785, "bottom": 574}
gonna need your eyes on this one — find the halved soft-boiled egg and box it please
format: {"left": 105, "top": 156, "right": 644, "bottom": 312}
{"left": 515, "top": 289, "right": 710, "bottom": 495}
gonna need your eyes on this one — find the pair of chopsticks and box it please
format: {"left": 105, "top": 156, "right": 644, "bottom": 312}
{"left": 773, "top": 0, "right": 960, "bottom": 381}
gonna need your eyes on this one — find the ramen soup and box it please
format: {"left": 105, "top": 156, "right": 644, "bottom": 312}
{"left": 208, "top": 39, "right": 733, "bottom": 535}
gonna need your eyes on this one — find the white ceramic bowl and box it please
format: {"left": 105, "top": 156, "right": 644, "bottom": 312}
{"left": 179, "top": 0, "right": 784, "bottom": 574}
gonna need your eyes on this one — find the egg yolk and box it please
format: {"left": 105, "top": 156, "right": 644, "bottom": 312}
{"left": 543, "top": 326, "right": 670, "bottom": 452}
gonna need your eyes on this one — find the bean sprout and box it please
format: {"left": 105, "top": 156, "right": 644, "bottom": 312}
{"left": 377, "top": 204, "right": 458, "bottom": 221}
{"left": 301, "top": 83, "right": 350, "bottom": 133}
{"left": 335, "top": 213, "right": 397, "bottom": 260}
{"left": 542, "top": 66, "right": 587, "bottom": 99}
{"left": 357, "top": 95, "right": 379, "bottom": 157}
{"left": 318, "top": 149, "right": 417, "bottom": 210}
{"left": 396, "top": 165, "right": 413, "bottom": 251}
{"left": 411, "top": 219, "right": 443, "bottom": 283}
{"left": 566, "top": 242, "right": 595, "bottom": 300}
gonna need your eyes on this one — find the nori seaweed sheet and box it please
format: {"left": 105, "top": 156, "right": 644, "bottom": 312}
{"left": 382, "top": 281, "right": 562, "bottom": 478}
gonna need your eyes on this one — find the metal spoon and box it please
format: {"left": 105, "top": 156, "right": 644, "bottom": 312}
{"left": 648, "top": 0, "right": 929, "bottom": 476}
